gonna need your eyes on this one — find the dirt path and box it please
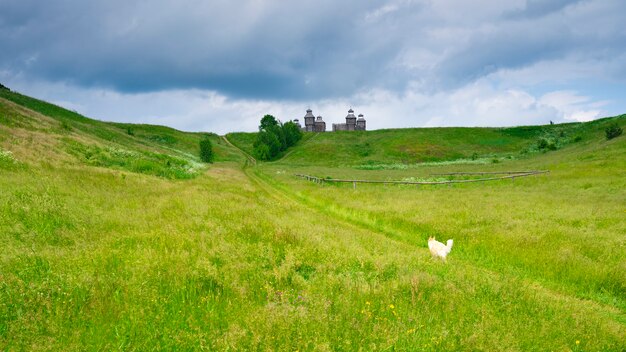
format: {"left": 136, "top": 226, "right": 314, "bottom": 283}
{"left": 222, "top": 134, "right": 626, "bottom": 324}
{"left": 222, "top": 135, "right": 256, "bottom": 166}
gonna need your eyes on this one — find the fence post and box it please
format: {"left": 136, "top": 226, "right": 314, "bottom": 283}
{"left": 353, "top": 181, "right": 356, "bottom": 189}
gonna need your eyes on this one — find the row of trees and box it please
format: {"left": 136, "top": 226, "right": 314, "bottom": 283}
{"left": 253, "top": 114, "right": 302, "bottom": 160}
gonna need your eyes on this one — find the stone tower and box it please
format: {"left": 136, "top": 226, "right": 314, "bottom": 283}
{"left": 303, "top": 109, "right": 315, "bottom": 132}
{"left": 356, "top": 114, "right": 366, "bottom": 130}
{"left": 314, "top": 116, "right": 326, "bottom": 132}
{"left": 345, "top": 108, "right": 357, "bottom": 131}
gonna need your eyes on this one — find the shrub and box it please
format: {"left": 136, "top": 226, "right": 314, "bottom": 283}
{"left": 127, "top": 127, "right": 134, "bottom": 136}
{"left": 537, "top": 138, "right": 548, "bottom": 149}
{"left": 283, "top": 121, "right": 303, "bottom": 148}
{"left": 253, "top": 115, "right": 303, "bottom": 160}
{"left": 547, "top": 142, "right": 557, "bottom": 151}
{"left": 253, "top": 143, "right": 271, "bottom": 160}
{"left": 253, "top": 130, "right": 281, "bottom": 160}
{"left": 199, "top": 137, "right": 214, "bottom": 163}
{"left": 605, "top": 123, "right": 623, "bottom": 140}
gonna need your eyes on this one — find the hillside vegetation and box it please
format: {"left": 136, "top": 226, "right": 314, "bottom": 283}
{"left": 228, "top": 116, "right": 624, "bottom": 167}
{"left": 0, "top": 89, "right": 242, "bottom": 178}
{"left": 1, "top": 89, "right": 624, "bottom": 351}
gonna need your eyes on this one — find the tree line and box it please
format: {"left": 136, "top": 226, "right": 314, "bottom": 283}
{"left": 253, "top": 114, "right": 302, "bottom": 160}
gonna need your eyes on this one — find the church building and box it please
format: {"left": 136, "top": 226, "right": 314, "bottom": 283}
{"left": 293, "top": 108, "right": 366, "bottom": 132}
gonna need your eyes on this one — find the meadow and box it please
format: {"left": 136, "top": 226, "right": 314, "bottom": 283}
{"left": 1, "top": 90, "right": 625, "bottom": 351}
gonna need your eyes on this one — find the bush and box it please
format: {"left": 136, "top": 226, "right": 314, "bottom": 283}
{"left": 537, "top": 138, "right": 548, "bottom": 149}
{"left": 252, "top": 114, "right": 303, "bottom": 160}
{"left": 283, "top": 121, "right": 303, "bottom": 148}
{"left": 253, "top": 143, "right": 271, "bottom": 160}
{"left": 605, "top": 123, "right": 623, "bottom": 140}
{"left": 199, "top": 137, "right": 214, "bottom": 163}
{"left": 253, "top": 130, "right": 281, "bottom": 160}
{"left": 547, "top": 142, "right": 557, "bottom": 151}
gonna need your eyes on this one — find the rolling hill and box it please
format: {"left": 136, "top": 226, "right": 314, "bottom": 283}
{"left": 227, "top": 114, "right": 625, "bottom": 167}
{"left": 1, "top": 88, "right": 624, "bottom": 351}
{"left": 0, "top": 88, "right": 243, "bottom": 178}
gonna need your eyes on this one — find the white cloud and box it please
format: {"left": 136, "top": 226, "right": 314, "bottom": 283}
{"left": 5, "top": 76, "right": 611, "bottom": 135}
{"left": 539, "top": 90, "right": 607, "bottom": 122}
{"left": 2, "top": 0, "right": 624, "bottom": 133}
{"left": 364, "top": 3, "right": 400, "bottom": 21}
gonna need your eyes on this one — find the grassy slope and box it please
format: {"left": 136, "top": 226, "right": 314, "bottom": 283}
{"left": 229, "top": 116, "right": 624, "bottom": 167}
{"left": 0, "top": 89, "right": 242, "bottom": 176}
{"left": 1, "top": 90, "right": 625, "bottom": 350}
{"left": 259, "top": 126, "right": 626, "bottom": 306}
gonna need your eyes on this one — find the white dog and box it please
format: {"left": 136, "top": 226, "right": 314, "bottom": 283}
{"left": 428, "top": 237, "right": 454, "bottom": 261}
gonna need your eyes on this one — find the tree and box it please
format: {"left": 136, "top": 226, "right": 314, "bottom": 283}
{"left": 259, "top": 114, "right": 279, "bottom": 132}
{"left": 253, "top": 130, "right": 281, "bottom": 160}
{"left": 199, "top": 137, "right": 214, "bottom": 163}
{"left": 259, "top": 114, "right": 287, "bottom": 151}
{"left": 253, "top": 143, "right": 270, "bottom": 161}
{"left": 283, "top": 121, "right": 303, "bottom": 147}
{"left": 605, "top": 123, "right": 623, "bottom": 140}
{"left": 253, "top": 115, "right": 303, "bottom": 160}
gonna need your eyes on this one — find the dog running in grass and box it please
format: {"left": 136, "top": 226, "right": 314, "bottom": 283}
{"left": 428, "top": 237, "right": 453, "bottom": 261}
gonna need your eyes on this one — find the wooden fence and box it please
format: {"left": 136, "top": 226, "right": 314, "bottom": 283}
{"left": 295, "top": 170, "right": 549, "bottom": 189}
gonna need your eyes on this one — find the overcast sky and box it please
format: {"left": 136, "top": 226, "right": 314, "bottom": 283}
{"left": 1, "top": 0, "right": 625, "bottom": 133}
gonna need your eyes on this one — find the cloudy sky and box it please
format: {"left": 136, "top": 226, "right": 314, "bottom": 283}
{"left": 1, "top": 0, "right": 625, "bottom": 133}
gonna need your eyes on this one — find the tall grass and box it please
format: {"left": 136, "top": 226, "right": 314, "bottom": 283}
{"left": 2, "top": 160, "right": 624, "bottom": 350}
{"left": 0, "top": 93, "right": 624, "bottom": 350}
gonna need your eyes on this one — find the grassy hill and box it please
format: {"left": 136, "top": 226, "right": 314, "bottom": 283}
{"left": 1, "top": 88, "right": 625, "bottom": 350}
{"left": 0, "top": 89, "right": 242, "bottom": 178}
{"left": 228, "top": 115, "right": 625, "bottom": 167}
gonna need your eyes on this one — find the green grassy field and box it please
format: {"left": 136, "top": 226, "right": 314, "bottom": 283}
{"left": 227, "top": 119, "right": 608, "bottom": 167}
{"left": 1, "top": 90, "right": 625, "bottom": 351}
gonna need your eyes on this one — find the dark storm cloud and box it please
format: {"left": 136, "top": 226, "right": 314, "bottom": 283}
{"left": 1, "top": 0, "right": 401, "bottom": 99}
{"left": 433, "top": 0, "right": 626, "bottom": 88}
{"left": 1, "top": 0, "right": 625, "bottom": 100}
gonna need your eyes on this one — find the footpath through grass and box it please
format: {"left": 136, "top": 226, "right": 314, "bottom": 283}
{"left": 0, "top": 91, "right": 625, "bottom": 350}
